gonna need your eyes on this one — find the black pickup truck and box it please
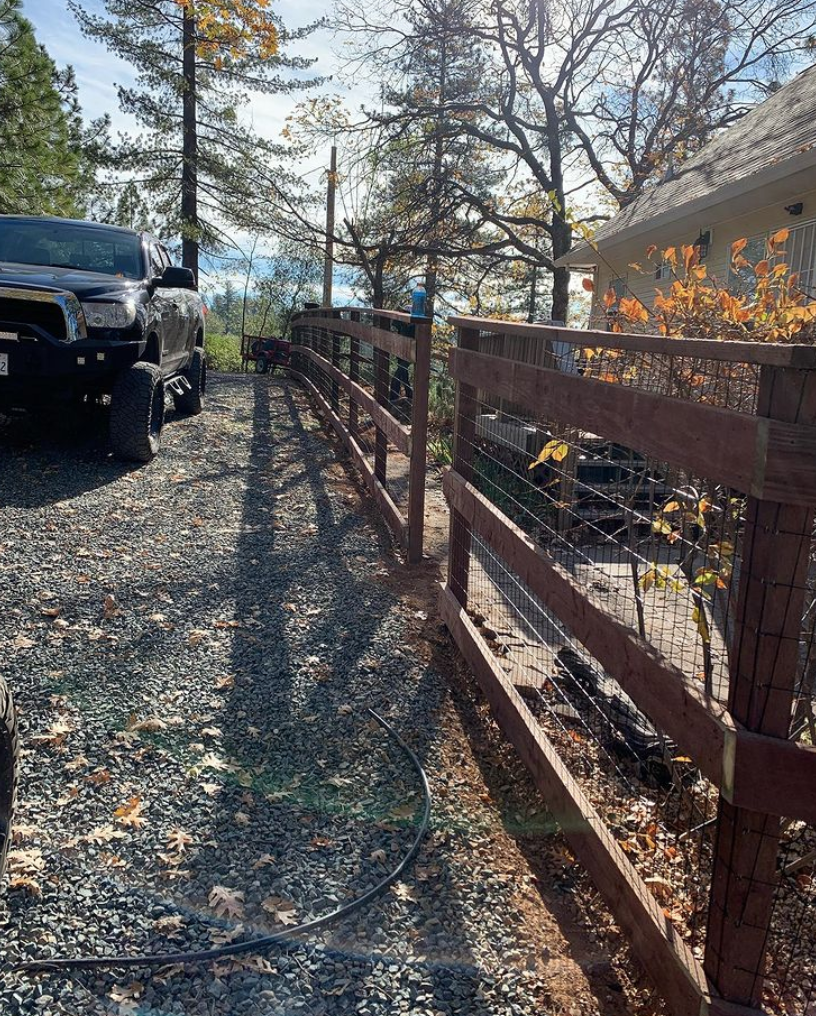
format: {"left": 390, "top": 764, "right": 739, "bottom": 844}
{"left": 0, "top": 215, "right": 207, "bottom": 462}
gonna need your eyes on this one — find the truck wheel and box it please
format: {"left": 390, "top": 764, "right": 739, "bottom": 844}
{"left": 173, "top": 348, "right": 206, "bottom": 416}
{"left": 254, "top": 357, "right": 268, "bottom": 375}
{"left": 110, "top": 362, "right": 165, "bottom": 462}
{"left": 0, "top": 676, "right": 19, "bottom": 886}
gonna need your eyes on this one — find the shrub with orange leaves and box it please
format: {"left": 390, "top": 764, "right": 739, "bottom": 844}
{"left": 604, "top": 229, "right": 816, "bottom": 343}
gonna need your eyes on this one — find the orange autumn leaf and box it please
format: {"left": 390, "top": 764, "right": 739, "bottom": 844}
{"left": 731, "top": 237, "right": 748, "bottom": 259}
{"left": 582, "top": 277, "right": 594, "bottom": 292}
{"left": 603, "top": 288, "right": 617, "bottom": 310}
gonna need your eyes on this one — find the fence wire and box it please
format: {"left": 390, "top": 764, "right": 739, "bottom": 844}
{"left": 452, "top": 329, "right": 815, "bottom": 1014}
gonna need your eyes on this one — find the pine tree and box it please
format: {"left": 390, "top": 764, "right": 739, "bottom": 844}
{"left": 340, "top": 0, "right": 499, "bottom": 317}
{"left": 0, "top": 0, "right": 106, "bottom": 215}
{"left": 70, "top": 0, "right": 321, "bottom": 281}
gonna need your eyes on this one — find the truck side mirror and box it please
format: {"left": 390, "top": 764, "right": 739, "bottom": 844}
{"left": 154, "top": 266, "right": 196, "bottom": 289}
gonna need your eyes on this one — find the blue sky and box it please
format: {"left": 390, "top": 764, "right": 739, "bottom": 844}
{"left": 22, "top": 0, "right": 342, "bottom": 163}
{"left": 21, "top": 0, "right": 359, "bottom": 291}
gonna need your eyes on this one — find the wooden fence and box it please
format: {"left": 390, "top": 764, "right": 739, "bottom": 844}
{"left": 440, "top": 316, "right": 816, "bottom": 1016}
{"left": 289, "top": 307, "right": 431, "bottom": 564}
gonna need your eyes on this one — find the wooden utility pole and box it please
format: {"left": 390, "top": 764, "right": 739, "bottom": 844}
{"left": 322, "top": 145, "right": 337, "bottom": 308}
{"left": 181, "top": 6, "right": 199, "bottom": 283}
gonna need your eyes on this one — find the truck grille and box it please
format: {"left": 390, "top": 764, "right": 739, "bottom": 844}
{"left": 0, "top": 297, "right": 66, "bottom": 339}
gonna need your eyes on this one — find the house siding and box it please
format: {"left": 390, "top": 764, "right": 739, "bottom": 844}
{"left": 586, "top": 185, "right": 816, "bottom": 326}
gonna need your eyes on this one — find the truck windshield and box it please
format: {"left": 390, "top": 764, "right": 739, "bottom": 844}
{"left": 0, "top": 221, "right": 144, "bottom": 280}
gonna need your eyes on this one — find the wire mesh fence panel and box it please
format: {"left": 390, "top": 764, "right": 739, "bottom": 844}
{"left": 290, "top": 308, "right": 431, "bottom": 563}
{"left": 442, "top": 318, "right": 816, "bottom": 1016}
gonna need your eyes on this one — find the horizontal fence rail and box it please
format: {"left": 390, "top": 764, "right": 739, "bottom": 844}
{"left": 440, "top": 318, "right": 816, "bottom": 1016}
{"left": 290, "top": 307, "right": 431, "bottom": 563}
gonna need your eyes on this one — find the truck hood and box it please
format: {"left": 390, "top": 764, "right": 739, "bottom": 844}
{"left": 0, "top": 263, "right": 143, "bottom": 301}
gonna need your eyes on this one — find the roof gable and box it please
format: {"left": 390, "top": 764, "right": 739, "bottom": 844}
{"left": 565, "top": 62, "right": 816, "bottom": 262}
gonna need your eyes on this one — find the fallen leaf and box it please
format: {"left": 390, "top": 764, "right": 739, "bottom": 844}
{"left": 252, "top": 853, "right": 276, "bottom": 869}
{"left": 9, "top": 876, "right": 42, "bottom": 896}
{"left": 234, "top": 811, "right": 251, "bottom": 827}
{"left": 391, "top": 882, "right": 418, "bottom": 903}
{"left": 126, "top": 714, "right": 167, "bottom": 733}
{"left": 261, "top": 895, "right": 298, "bottom": 926}
{"left": 208, "top": 885, "right": 245, "bottom": 919}
{"left": 114, "top": 796, "right": 146, "bottom": 829}
{"left": 166, "top": 828, "right": 193, "bottom": 854}
{"left": 102, "top": 594, "right": 119, "bottom": 620}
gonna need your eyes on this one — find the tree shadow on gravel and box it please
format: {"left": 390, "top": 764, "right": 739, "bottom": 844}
{"left": 146, "top": 378, "right": 513, "bottom": 1014}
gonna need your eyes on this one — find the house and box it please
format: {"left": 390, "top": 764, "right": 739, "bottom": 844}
{"left": 557, "top": 63, "right": 816, "bottom": 323}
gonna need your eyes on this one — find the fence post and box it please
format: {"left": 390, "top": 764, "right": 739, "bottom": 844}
{"left": 407, "top": 316, "right": 431, "bottom": 563}
{"left": 448, "top": 325, "right": 480, "bottom": 605}
{"left": 349, "top": 310, "right": 360, "bottom": 437}
{"left": 704, "top": 364, "right": 816, "bottom": 1007}
{"left": 331, "top": 329, "right": 341, "bottom": 414}
{"left": 372, "top": 312, "right": 389, "bottom": 488}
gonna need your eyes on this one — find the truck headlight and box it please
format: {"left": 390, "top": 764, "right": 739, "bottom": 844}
{"left": 81, "top": 301, "right": 137, "bottom": 330}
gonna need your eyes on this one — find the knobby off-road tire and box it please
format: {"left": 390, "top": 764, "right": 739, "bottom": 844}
{"left": 0, "top": 676, "right": 19, "bottom": 886}
{"left": 173, "top": 347, "right": 207, "bottom": 416}
{"left": 110, "top": 362, "right": 165, "bottom": 462}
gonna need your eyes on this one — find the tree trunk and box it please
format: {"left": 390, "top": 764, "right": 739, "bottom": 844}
{"left": 424, "top": 28, "right": 447, "bottom": 322}
{"left": 181, "top": 9, "right": 199, "bottom": 282}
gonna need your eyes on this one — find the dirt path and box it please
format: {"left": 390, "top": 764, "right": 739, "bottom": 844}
{"left": 0, "top": 374, "right": 660, "bottom": 1016}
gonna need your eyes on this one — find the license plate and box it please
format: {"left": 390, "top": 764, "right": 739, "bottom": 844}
{"left": 0, "top": 353, "right": 8, "bottom": 376}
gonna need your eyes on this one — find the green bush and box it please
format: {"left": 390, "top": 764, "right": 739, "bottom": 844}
{"left": 205, "top": 332, "right": 243, "bottom": 373}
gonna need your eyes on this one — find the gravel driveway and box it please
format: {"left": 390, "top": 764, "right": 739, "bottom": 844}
{"left": 0, "top": 375, "right": 573, "bottom": 1016}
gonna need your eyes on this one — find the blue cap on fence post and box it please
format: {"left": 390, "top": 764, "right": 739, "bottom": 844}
{"left": 411, "top": 283, "right": 427, "bottom": 319}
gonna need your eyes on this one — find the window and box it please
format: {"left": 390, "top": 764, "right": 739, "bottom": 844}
{"left": 728, "top": 220, "right": 816, "bottom": 297}
{"left": 655, "top": 261, "right": 671, "bottom": 281}
{"left": 729, "top": 233, "right": 766, "bottom": 294}
{"left": 0, "top": 220, "right": 143, "bottom": 279}
{"left": 149, "top": 243, "right": 165, "bottom": 277}
{"left": 786, "top": 218, "right": 816, "bottom": 298}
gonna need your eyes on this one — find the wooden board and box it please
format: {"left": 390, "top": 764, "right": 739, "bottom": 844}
{"left": 438, "top": 585, "right": 717, "bottom": 1016}
{"left": 447, "top": 315, "right": 816, "bottom": 368}
{"left": 289, "top": 369, "right": 407, "bottom": 547}
{"left": 448, "top": 347, "right": 816, "bottom": 505}
{"left": 294, "top": 315, "right": 415, "bottom": 361}
{"left": 291, "top": 345, "right": 411, "bottom": 455}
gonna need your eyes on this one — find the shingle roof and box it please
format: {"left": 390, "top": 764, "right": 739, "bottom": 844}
{"left": 562, "top": 62, "right": 816, "bottom": 263}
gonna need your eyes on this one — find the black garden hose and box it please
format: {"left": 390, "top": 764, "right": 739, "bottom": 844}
{"left": 17, "top": 709, "right": 431, "bottom": 974}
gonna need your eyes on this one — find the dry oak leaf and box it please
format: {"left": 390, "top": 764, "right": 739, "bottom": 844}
{"left": 233, "top": 811, "right": 251, "bottom": 828}
{"left": 7, "top": 848, "right": 45, "bottom": 874}
{"left": 102, "top": 594, "right": 120, "bottom": 620}
{"left": 208, "top": 885, "right": 245, "bottom": 919}
{"left": 166, "top": 828, "right": 193, "bottom": 854}
{"left": 252, "top": 853, "right": 276, "bottom": 869}
{"left": 126, "top": 714, "right": 167, "bottom": 733}
{"left": 261, "top": 895, "right": 298, "bottom": 926}
{"left": 32, "top": 716, "right": 74, "bottom": 747}
{"left": 9, "top": 876, "right": 42, "bottom": 896}
{"left": 109, "top": 982, "right": 142, "bottom": 1013}
{"left": 391, "top": 882, "right": 418, "bottom": 903}
{"left": 153, "top": 915, "right": 185, "bottom": 939}
{"left": 84, "top": 824, "right": 127, "bottom": 845}
{"left": 114, "top": 796, "right": 146, "bottom": 828}
{"left": 214, "top": 675, "right": 235, "bottom": 690}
